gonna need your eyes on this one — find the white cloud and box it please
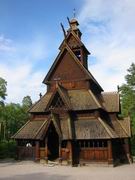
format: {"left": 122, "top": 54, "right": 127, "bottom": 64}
{"left": 78, "top": 0, "right": 135, "bottom": 91}
{"left": 0, "top": 35, "right": 48, "bottom": 103}
{"left": 0, "top": 63, "right": 46, "bottom": 103}
{"left": 0, "top": 35, "right": 15, "bottom": 52}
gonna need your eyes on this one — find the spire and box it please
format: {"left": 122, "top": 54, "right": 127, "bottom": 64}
{"left": 70, "top": 8, "right": 79, "bottom": 31}
{"left": 70, "top": 18, "right": 79, "bottom": 30}
{"left": 67, "top": 17, "right": 82, "bottom": 38}
{"left": 73, "top": 8, "right": 76, "bottom": 18}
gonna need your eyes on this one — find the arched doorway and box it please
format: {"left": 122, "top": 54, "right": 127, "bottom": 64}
{"left": 47, "top": 123, "right": 59, "bottom": 161}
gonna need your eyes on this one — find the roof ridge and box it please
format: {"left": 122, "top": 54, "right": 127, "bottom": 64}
{"left": 51, "top": 113, "right": 62, "bottom": 139}
{"left": 102, "top": 91, "right": 118, "bottom": 94}
{"left": 65, "top": 43, "right": 103, "bottom": 90}
{"left": 43, "top": 48, "right": 65, "bottom": 83}
{"left": 57, "top": 84, "right": 72, "bottom": 109}
{"left": 88, "top": 90, "right": 102, "bottom": 108}
{"left": 64, "top": 44, "right": 92, "bottom": 79}
{"left": 34, "top": 119, "right": 49, "bottom": 139}
{"left": 59, "top": 30, "right": 90, "bottom": 54}
{"left": 116, "top": 118, "right": 129, "bottom": 137}
{"left": 45, "top": 85, "right": 71, "bottom": 110}
{"left": 98, "top": 117, "right": 116, "bottom": 138}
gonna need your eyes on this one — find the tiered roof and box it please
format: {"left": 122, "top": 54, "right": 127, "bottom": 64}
{"left": 12, "top": 18, "right": 131, "bottom": 141}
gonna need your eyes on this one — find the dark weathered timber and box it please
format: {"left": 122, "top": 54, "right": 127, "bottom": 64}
{"left": 12, "top": 18, "right": 132, "bottom": 166}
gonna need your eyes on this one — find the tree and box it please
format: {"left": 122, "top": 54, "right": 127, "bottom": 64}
{"left": 120, "top": 63, "right": 135, "bottom": 133}
{"left": 22, "top": 96, "right": 32, "bottom": 109}
{"left": 0, "top": 77, "right": 7, "bottom": 105}
{"left": 0, "top": 103, "right": 29, "bottom": 140}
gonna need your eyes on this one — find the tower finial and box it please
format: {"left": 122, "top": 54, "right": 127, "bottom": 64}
{"left": 73, "top": 8, "right": 76, "bottom": 18}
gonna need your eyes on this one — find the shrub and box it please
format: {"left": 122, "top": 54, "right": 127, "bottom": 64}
{"left": 0, "top": 140, "right": 17, "bottom": 159}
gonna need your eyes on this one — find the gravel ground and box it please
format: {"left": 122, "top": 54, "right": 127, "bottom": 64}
{"left": 0, "top": 160, "right": 135, "bottom": 180}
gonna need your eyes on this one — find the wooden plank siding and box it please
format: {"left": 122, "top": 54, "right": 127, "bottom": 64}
{"left": 80, "top": 147, "right": 108, "bottom": 162}
{"left": 61, "top": 148, "right": 70, "bottom": 160}
{"left": 18, "top": 146, "right": 35, "bottom": 160}
{"left": 40, "top": 147, "right": 45, "bottom": 159}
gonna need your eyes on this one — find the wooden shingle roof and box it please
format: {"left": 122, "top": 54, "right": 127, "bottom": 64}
{"left": 60, "top": 118, "right": 71, "bottom": 140}
{"left": 74, "top": 117, "right": 118, "bottom": 139}
{"left": 119, "top": 117, "right": 131, "bottom": 137}
{"left": 12, "top": 119, "right": 50, "bottom": 140}
{"left": 102, "top": 92, "right": 120, "bottom": 112}
{"left": 111, "top": 118, "right": 130, "bottom": 138}
{"left": 29, "top": 88, "right": 103, "bottom": 113}
{"left": 29, "top": 92, "right": 53, "bottom": 113}
{"left": 68, "top": 89, "right": 102, "bottom": 110}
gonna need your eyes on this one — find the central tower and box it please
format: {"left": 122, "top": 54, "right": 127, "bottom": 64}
{"left": 43, "top": 18, "right": 102, "bottom": 93}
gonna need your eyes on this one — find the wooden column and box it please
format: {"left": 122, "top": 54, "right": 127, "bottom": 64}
{"left": 124, "top": 138, "right": 132, "bottom": 164}
{"left": 44, "top": 138, "right": 48, "bottom": 164}
{"left": 35, "top": 141, "right": 40, "bottom": 161}
{"left": 67, "top": 141, "right": 73, "bottom": 165}
{"left": 108, "top": 140, "right": 113, "bottom": 164}
{"left": 16, "top": 140, "right": 20, "bottom": 160}
{"left": 59, "top": 139, "right": 62, "bottom": 165}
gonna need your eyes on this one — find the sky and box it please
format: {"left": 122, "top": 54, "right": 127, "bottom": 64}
{"left": 0, "top": 0, "right": 135, "bottom": 104}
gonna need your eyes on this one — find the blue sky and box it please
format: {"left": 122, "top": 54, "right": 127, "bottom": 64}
{"left": 0, "top": 0, "right": 135, "bottom": 103}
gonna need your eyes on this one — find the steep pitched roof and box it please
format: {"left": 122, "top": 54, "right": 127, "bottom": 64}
{"left": 43, "top": 46, "right": 89, "bottom": 82}
{"left": 60, "top": 117, "right": 70, "bottom": 140}
{"left": 59, "top": 30, "right": 90, "bottom": 54}
{"left": 51, "top": 113, "right": 62, "bottom": 139}
{"left": 12, "top": 113, "right": 74, "bottom": 141}
{"left": 45, "top": 84, "right": 72, "bottom": 110}
{"left": 12, "top": 118, "right": 50, "bottom": 140}
{"left": 74, "top": 117, "right": 118, "bottom": 139}
{"left": 119, "top": 117, "right": 131, "bottom": 137}
{"left": 101, "top": 92, "right": 120, "bottom": 112}
{"left": 111, "top": 118, "right": 130, "bottom": 138}
{"left": 67, "top": 89, "right": 102, "bottom": 110}
{"left": 29, "top": 88, "right": 103, "bottom": 113}
{"left": 43, "top": 43, "right": 103, "bottom": 91}
{"left": 29, "top": 92, "right": 53, "bottom": 113}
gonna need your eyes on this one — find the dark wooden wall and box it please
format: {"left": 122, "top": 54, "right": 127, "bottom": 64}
{"left": 47, "top": 50, "right": 89, "bottom": 91}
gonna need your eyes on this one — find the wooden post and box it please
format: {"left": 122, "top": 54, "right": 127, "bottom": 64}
{"left": 44, "top": 138, "right": 48, "bottom": 164}
{"left": 124, "top": 138, "right": 132, "bottom": 164}
{"left": 59, "top": 139, "right": 62, "bottom": 165}
{"left": 108, "top": 140, "right": 113, "bottom": 164}
{"left": 67, "top": 141, "right": 73, "bottom": 165}
{"left": 16, "top": 140, "right": 19, "bottom": 160}
{"left": 35, "top": 141, "right": 40, "bottom": 161}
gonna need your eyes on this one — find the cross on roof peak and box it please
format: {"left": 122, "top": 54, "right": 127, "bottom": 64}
{"left": 73, "top": 8, "right": 76, "bottom": 18}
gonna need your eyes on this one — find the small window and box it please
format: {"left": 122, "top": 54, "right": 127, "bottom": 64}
{"left": 74, "top": 50, "right": 81, "bottom": 60}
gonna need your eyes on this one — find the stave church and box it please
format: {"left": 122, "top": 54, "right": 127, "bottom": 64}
{"left": 13, "top": 18, "right": 132, "bottom": 166}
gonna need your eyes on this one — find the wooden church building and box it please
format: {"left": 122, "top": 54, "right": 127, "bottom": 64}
{"left": 13, "top": 18, "right": 132, "bottom": 166}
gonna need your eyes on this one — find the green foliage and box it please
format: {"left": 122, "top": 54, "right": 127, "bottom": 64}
{"left": 120, "top": 63, "right": 135, "bottom": 155}
{"left": 0, "top": 77, "right": 7, "bottom": 105}
{"left": 0, "top": 77, "right": 33, "bottom": 159}
{"left": 0, "top": 140, "right": 17, "bottom": 159}
{"left": 22, "top": 96, "right": 32, "bottom": 109}
{"left": 120, "top": 63, "right": 135, "bottom": 134}
{"left": 0, "top": 103, "right": 30, "bottom": 140}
